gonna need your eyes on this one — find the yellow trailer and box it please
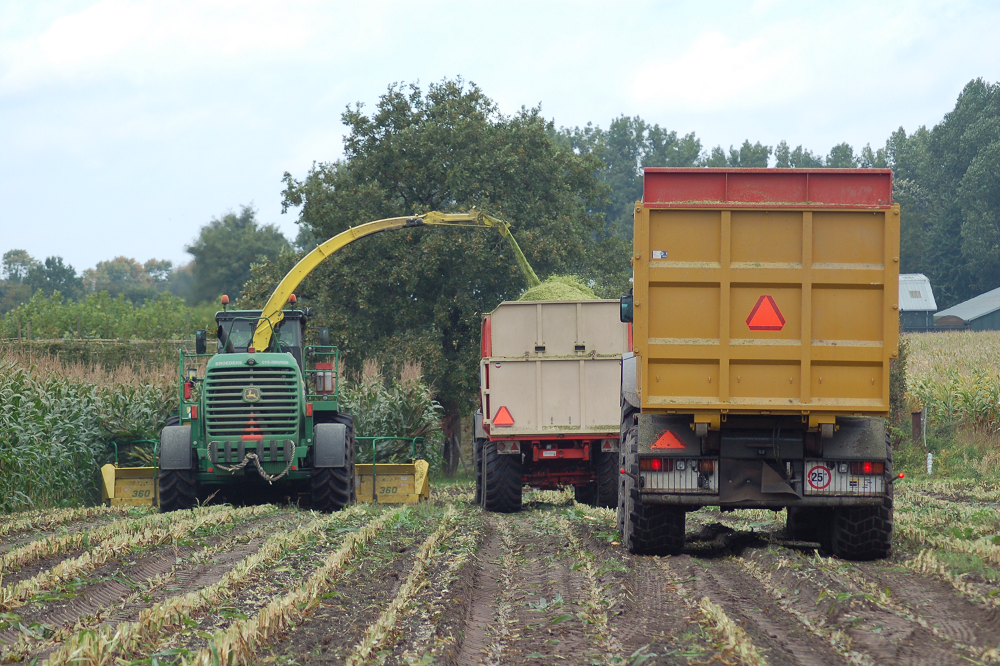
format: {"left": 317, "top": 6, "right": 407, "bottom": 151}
{"left": 619, "top": 168, "right": 902, "bottom": 561}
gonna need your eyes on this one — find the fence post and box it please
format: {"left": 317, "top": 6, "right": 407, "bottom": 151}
{"left": 911, "top": 410, "right": 923, "bottom": 445}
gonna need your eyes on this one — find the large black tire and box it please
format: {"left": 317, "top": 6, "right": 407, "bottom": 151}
{"left": 618, "top": 396, "right": 638, "bottom": 534}
{"left": 831, "top": 435, "right": 894, "bottom": 560}
{"left": 474, "top": 437, "right": 485, "bottom": 506}
{"left": 159, "top": 469, "right": 197, "bottom": 512}
{"left": 574, "top": 482, "right": 597, "bottom": 506}
{"left": 620, "top": 395, "right": 685, "bottom": 555}
{"left": 482, "top": 440, "right": 522, "bottom": 513}
{"left": 311, "top": 413, "right": 355, "bottom": 511}
{"left": 595, "top": 449, "right": 618, "bottom": 509}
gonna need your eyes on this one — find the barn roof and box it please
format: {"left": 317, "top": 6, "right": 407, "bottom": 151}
{"left": 899, "top": 274, "right": 937, "bottom": 312}
{"left": 934, "top": 285, "right": 1000, "bottom": 323}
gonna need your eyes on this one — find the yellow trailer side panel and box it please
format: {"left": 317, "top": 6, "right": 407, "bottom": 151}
{"left": 633, "top": 205, "right": 900, "bottom": 417}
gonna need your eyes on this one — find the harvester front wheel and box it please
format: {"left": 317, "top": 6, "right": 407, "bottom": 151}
{"left": 482, "top": 440, "right": 522, "bottom": 513}
{"left": 159, "top": 469, "right": 197, "bottom": 512}
{"left": 311, "top": 413, "right": 355, "bottom": 511}
{"left": 620, "top": 394, "right": 684, "bottom": 555}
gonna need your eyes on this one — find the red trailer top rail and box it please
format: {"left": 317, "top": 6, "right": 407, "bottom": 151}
{"left": 643, "top": 168, "right": 893, "bottom": 209}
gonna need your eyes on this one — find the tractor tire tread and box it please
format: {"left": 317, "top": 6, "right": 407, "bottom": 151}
{"left": 483, "top": 441, "right": 521, "bottom": 513}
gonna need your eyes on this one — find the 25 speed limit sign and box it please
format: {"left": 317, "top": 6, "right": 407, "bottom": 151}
{"left": 807, "top": 465, "right": 832, "bottom": 490}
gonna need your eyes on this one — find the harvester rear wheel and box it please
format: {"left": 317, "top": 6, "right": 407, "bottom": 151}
{"left": 159, "top": 469, "right": 197, "bottom": 512}
{"left": 620, "top": 392, "right": 684, "bottom": 555}
{"left": 482, "top": 440, "right": 521, "bottom": 513}
{"left": 830, "top": 435, "right": 894, "bottom": 560}
{"left": 311, "top": 413, "right": 355, "bottom": 511}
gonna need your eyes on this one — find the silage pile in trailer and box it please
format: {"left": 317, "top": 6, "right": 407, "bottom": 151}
{"left": 518, "top": 275, "right": 597, "bottom": 302}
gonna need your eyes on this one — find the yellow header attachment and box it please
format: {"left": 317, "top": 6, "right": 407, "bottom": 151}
{"left": 252, "top": 210, "right": 540, "bottom": 352}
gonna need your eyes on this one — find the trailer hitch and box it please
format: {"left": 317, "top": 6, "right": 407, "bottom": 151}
{"left": 620, "top": 468, "right": 644, "bottom": 488}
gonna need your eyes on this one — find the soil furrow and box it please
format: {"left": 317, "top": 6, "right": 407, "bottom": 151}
{"left": 454, "top": 519, "right": 501, "bottom": 666}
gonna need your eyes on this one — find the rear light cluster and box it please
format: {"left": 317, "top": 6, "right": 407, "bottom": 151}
{"left": 849, "top": 461, "right": 884, "bottom": 475}
{"left": 639, "top": 458, "right": 714, "bottom": 473}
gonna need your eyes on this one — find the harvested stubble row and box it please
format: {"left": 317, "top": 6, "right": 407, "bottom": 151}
{"left": 0, "top": 516, "right": 281, "bottom": 663}
{"left": 46, "top": 503, "right": 376, "bottom": 665}
{"left": 0, "top": 505, "right": 131, "bottom": 540}
{"left": 346, "top": 505, "right": 458, "bottom": 665}
{"left": 0, "top": 504, "right": 273, "bottom": 611}
{"left": 182, "top": 506, "right": 406, "bottom": 666}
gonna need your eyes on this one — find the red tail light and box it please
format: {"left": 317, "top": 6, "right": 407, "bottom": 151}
{"left": 699, "top": 460, "right": 715, "bottom": 473}
{"left": 190, "top": 405, "right": 198, "bottom": 419}
{"left": 306, "top": 403, "right": 313, "bottom": 417}
{"left": 850, "top": 461, "right": 884, "bottom": 475}
{"left": 639, "top": 458, "right": 674, "bottom": 472}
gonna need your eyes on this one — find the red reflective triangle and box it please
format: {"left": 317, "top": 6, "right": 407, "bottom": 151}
{"left": 746, "top": 295, "right": 786, "bottom": 331}
{"left": 651, "top": 430, "right": 686, "bottom": 450}
{"left": 493, "top": 406, "right": 515, "bottom": 427}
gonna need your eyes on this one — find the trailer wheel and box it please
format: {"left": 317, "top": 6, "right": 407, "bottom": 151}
{"left": 831, "top": 435, "right": 893, "bottom": 560}
{"left": 595, "top": 450, "right": 618, "bottom": 509}
{"left": 311, "top": 413, "right": 355, "bottom": 511}
{"left": 474, "top": 437, "right": 485, "bottom": 506}
{"left": 618, "top": 395, "right": 638, "bottom": 534}
{"left": 159, "top": 469, "right": 197, "bottom": 512}
{"left": 620, "top": 397, "right": 684, "bottom": 555}
{"left": 786, "top": 508, "right": 827, "bottom": 542}
{"left": 574, "top": 482, "right": 597, "bottom": 506}
{"left": 482, "top": 440, "right": 521, "bottom": 513}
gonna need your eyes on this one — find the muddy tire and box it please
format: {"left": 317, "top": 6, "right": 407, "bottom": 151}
{"left": 159, "top": 469, "right": 197, "bottom": 512}
{"left": 574, "top": 483, "right": 597, "bottom": 506}
{"left": 830, "top": 435, "right": 894, "bottom": 560}
{"left": 474, "top": 437, "right": 485, "bottom": 505}
{"left": 618, "top": 396, "right": 638, "bottom": 534}
{"left": 620, "top": 396, "right": 685, "bottom": 555}
{"left": 595, "top": 449, "right": 618, "bottom": 509}
{"left": 482, "top": 440, "right": 521, "bottom": 513}
{"left": 311, "top": 413, "right": 355, "bottom": 511}
{"left": 786, "top": 507, "right": 825, "bottom": 542}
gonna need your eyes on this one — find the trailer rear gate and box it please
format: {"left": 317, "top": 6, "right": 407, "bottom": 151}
{"left": 632, "top": 168, "right": 899, "bottom": 421}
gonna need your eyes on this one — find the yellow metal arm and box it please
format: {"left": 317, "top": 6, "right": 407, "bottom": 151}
{"left": 252, "top": 210, "right": 540, "bottom": 351}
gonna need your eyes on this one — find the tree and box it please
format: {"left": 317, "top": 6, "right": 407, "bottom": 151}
{"left": 825, "top": 142, "right": 858, "bottom": 168}
{"left": 553, "top": 116, "right": 700, "bottom": 239}
{"left": 774, "top": 141, "right": 824, "bottom": 168}
{"left": 28, "top": 256, "right": 84, "bottom": 300}
{"left": 185, "top": 205, "right": 289, "bottom": 304}
{"left": 274, "top": 78, "right": 609, "bottom": 474}
{"left": 82, "top": 256, "right": 165, "bottom": 304}
{"left": 2, "top": 250, "right": 37, "bottom": 283}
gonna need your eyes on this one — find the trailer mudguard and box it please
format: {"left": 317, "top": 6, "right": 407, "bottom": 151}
{"left": 621, "top": 352, "right": 639, "bottom": 410}
{"left": 160, "top": 426, "right": 192, "bottom": 470}
{"left": 822, "top": 417, "right": 888, "bottom": 460}
{"left": 314, "top": 423, "right": 347, "bottom": 468}
{"left": 474, "top": 410, "right": 487, "bottom": 439}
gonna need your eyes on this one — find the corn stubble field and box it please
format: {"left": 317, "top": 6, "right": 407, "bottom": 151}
{"left": 0, "top": 479, "right": 997, "bottom": 666}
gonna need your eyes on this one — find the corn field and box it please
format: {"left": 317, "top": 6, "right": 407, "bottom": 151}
{"left": 0, "top": 347, "right": 175, "bottom": 512}
{"left": 0, "top": 479, "right": 997, "bottom": 665}
{"left": 905, "top": 330, "right": 1000, "bottom": 433}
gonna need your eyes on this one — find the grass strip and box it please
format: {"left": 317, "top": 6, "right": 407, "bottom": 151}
{"left": 47, "top": 504, "right": 370, "bottom": 665}
{"left": 0, "top": 505, "right": 223, "bottom": 574}
{"left": 0, "top": 504, "right": 272, "bottom": 611}
{"left": 0, "top": 505, "right": 135, "bottom": 540}
{"left": 181, "top": 506, "right": 406, "bottom": 666}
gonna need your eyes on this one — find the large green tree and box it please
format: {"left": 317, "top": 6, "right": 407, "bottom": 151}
{"left": 270, "top": 79, "right": 612, "bottom": 473}
{"left": 186, "top": 205, "right": 289, "bottom": 304}
{"left": 889, "top": 78, "right": 1000, "bottom": 305}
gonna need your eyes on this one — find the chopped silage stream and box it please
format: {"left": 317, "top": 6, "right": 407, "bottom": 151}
{"left": 0, "top": 479, "right": 997, "bottom": 665}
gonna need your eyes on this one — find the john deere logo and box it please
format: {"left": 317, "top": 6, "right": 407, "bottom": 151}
{"left": 242, "top": 387, "right": 261, "bottom": 403}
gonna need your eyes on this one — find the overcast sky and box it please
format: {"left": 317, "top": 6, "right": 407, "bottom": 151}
{"left": 1, "top": 0, "right": 998, "bottom": 273}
